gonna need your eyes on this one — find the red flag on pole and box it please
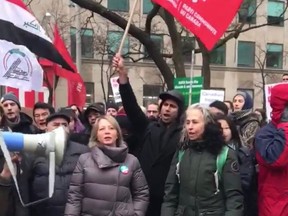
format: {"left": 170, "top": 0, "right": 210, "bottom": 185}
{"left": 152, "top": 0, "right": 243, "bottom": 50}
{"left": 52, "top": 24, "right": 86, "bottom": 109}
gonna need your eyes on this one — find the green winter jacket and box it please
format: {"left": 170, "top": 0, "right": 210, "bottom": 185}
{"left": 161, "top": 147, "right": 244, "bottom": 216}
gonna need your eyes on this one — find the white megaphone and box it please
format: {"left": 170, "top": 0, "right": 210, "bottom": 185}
{"left": 0, "top": 126, "right": 68, "bottom": 207}
{"left": 2, "top": 126, "right": 67, "bottom": 165}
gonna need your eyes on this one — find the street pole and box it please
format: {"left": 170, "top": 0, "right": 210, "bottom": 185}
{"left": 75, "top": 4, "right": 82, "bottom": 72}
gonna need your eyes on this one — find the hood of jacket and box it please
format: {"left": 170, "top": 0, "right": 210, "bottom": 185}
{"left": 270, "top": 83, "right": 288, "bottom": 125}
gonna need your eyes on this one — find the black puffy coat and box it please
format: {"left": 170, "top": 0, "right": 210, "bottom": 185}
{"left": 30, "top": 141, "right": 89, "bottom": 216}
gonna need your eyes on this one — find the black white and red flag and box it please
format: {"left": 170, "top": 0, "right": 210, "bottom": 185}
{"left": 0, "top": 0, "right": 75, "bottom": 72}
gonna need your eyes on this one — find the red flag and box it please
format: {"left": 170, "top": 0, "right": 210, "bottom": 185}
{"left": 52, "top": 24, "right": 86, "bottom": 108}
{"left": 152, "top": 0, "right": 243, "bottom": 50}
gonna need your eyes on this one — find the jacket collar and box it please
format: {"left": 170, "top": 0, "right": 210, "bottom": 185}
{"left": 91, "top": 143, "right": 128, "bottom": 168}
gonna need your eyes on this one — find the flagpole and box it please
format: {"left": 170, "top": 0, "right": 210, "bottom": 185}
{"left": 117, "top": 0, "right": 138, "bottom": 54}
{"left": 188, "top": 49, "right": 195, "bottom": 105}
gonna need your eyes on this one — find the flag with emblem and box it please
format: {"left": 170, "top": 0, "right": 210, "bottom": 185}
{"left": 0, "top": 0, "right": 75, "bottom": 71}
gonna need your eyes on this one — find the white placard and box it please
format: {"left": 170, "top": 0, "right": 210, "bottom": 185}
{"left": 264, "top": 83, "right": 281, "bottom": 122}
{"left": 110, "top": 76, "right": 122, "bottom": 103}
{"left": 200, "top": 89, "right": 225, "bottom": 107}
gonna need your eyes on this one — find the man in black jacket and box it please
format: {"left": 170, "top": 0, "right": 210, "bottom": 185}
{"left": 113, "top": 54, "right": 185, "bottom": 216}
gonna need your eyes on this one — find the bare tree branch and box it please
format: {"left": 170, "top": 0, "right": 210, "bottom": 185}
{"left": 145, "top": 4, "right": 161, "bottom": 34}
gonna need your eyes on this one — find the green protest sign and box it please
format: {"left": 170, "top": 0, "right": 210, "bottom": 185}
{"left": 174, "top": 77, "right": 203, "bottom": 106}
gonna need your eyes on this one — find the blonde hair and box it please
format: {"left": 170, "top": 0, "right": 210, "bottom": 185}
{"left": 180, "top": 104, "right": 215, "bottom": 143}
{"left": 88, "top": 115, "right": 123, "bottom": 148}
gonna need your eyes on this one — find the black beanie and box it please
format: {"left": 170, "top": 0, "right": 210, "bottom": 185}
{"left": 106, "top": 102, "right": 119, "bottom": 111}
{"left": 0, "top": 92, "right": 21, "bottom": 109}
{"left": 209, "top": 100, "right": 228, "bottom": 115}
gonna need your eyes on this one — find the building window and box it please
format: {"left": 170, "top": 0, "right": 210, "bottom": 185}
{"left": 143, "top": 0, "right": 154, "bottom": 14}
{"left": 84, "top": 82, "right": 94, "bottom": 106}
{"left": 107, "top": 31, "right": 129, "bottom": 58}
{"left": 238, "top": 0, "right": 257, "bottom": 24}
{"left": 144, "top": 34, "right": 163, "bottom": 60}
{"left": 181, "top": 36, "right": 195, "bottom": 63}
{"left": 237, "top": 41, "right": 255, "bottom": 67}
{"left": 268, "top": 0, "right": 284, "bottom": 26}
{"left": 70, "top": 27, "right": 94, "bottom": 60}
{"left": 237, "top": 88, "right": 254, "bottom": 101}
{"left": 266, "top": 43, "right": 283, "bottom": 69}
{"left": 210, "top": 45, "right": 226, "bottom": 65}
{"left": 143, "top": 84, "right": 163, "bottom": 107}
{"left": 108, "top": 0, "right": 129, "bottom": 12}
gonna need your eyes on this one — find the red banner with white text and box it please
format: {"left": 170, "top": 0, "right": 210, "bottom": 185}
{"left": 152, "top": 0, "right": 243, "bottom": 50}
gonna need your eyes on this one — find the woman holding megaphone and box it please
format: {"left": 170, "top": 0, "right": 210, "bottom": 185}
{"left": 65, "top": 115, "right": 149, "bottom": 216}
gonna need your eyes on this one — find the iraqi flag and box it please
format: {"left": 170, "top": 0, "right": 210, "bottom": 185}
{"left": 0, "top": 0, "right": 75, "bottom": 72}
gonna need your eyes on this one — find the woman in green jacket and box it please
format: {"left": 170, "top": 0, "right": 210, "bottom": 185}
{"left": 161, "top": 105, "right": 244, "bottom": 216}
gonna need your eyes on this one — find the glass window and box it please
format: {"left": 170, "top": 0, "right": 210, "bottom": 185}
{"left": 266, "top": 43, "right": 283, "bottom": 69}
{"left": 238, "top": 0, "right": 257, "bottom": 24}
{"left": 267, "top": 1, "right": 285, "bottom": 26}
{"left": 81, "top": 28, "right": 94, "bottom": 58}
{"left": 84, "top": 82, "right": 94, "bottom": 107}
{"left": 70, "top": 28, "right": 94, "bottom": 59}
{"left": 107, "top": 0, "right": 129, "bottom": 12}
{"left": 107, "top": 31, "right": 129, "bottom": 57}
{"left": 210, "top": 45, "right": 226, "bottom": 65}
{"left": 237, "top": 41, "right": 255, "bottom": 67}
{"left": 143, "top": 0, "right": 154, "bottom": 14}
{"left": 181, "top": 36, "right": 195, "bottom": 63}
{"left": 143, "top": 84, "right": 163, "bottom": 107}
{"left": 144, "top": 34, "right": 163, "bottom": 60}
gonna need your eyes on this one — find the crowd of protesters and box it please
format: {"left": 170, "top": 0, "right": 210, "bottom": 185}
{"left": 0, "top": 57, "right": 288, "bottom": 216}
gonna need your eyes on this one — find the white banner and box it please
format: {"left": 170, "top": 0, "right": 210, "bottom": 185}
{"left": 200, "top": 89, "right": 225, "bottom": 107}
{"left": 110, "top": 76, "right": 122, "bottom": 103}
{"left": 0, "top": 40, "right": 43, "bottom": 91}
{"left": 265, "top": 83, "right": 281, "bottom": 122}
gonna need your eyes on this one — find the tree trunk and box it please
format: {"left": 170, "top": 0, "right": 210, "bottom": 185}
{"left": 161, "top": 10, "right": 186, "bottom": 78}
{"left": 261, "top": 70, "right": 266, "bottom": 110}
{"left": 197, "top": 39, "right": 211, "bottom": 89}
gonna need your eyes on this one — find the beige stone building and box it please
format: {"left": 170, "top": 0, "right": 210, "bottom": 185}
{"left": 25, "top": 0, "right": 288, "bottom": 109}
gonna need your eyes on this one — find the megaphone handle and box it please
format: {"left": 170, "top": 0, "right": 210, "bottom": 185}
{"left": 49, "top": 152, "right": 55, "bottom": 198}
{"left": 0, "top": 132, "right": 26, "bottom": 206}
{"left": 0, "top": 132, "right": 55, "bottom": 207}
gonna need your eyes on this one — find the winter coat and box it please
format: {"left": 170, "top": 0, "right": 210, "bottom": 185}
{"left": 161, "top": 142, "right": 244, "bottom": 216}
{"left": 119, "top": 82, "right": 183, "bottom": 216}
{"left": 255, "top": 84, "right": 288, "bottom": 216}
{"left": 29, "top": 141, "right": 89, "bottom": 216}
{"left": 0, "top": 112, "right": 37, "bottom": 216}
{"left": 65, "top": 143, "right": 149, "bottom": 216}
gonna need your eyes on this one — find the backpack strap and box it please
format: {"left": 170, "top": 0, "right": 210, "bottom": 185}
{"left": 216, "top": 146, "right": 229, "bottom": 180}
{"left": 178, "top": 150, "right": 185, "bottom": 162}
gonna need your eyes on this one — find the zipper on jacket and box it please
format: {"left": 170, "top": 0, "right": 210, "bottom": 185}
{"left": 193, "top": 151, "right": 203, "bottom": 215}
{"left": 112, "top": 166, "right": 121, "bottom": 214}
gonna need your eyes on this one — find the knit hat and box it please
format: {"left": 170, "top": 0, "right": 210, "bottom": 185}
{"left": 0, "top": 92, "right": 21, "bottom": 109}
{"left": 209, "top": 100, "right": 228, "bottom": 115}
{"left": 106, "top": 102, "right": 119, "bottom": 111}
{"left": 233, "top": 91, "right": 253, "bottom": 110}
